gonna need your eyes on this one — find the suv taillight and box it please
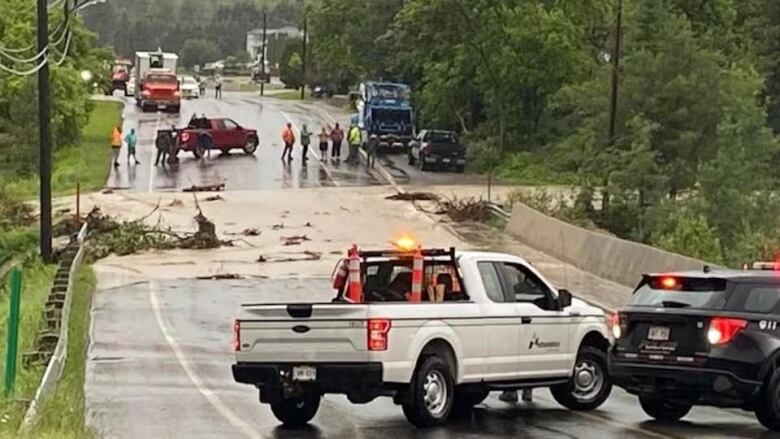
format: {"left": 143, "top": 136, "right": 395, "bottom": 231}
{"left": 707, "top": 317, "right": 747, "bottom": 345}
{"left": 367, "top": 319, "right": 391, "bottom": 351}
{"left": 233, "top": 320, "right": 241, "bottom": 351}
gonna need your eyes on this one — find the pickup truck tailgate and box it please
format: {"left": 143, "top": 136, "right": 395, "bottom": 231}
{"left": 236, "top": 303, "right": 369, "bottom": 363}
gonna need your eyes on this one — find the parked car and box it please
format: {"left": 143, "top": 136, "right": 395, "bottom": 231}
{"left": 232, "top": 245, "right": 612, "bottom": 428}
{"left": 610, "top": 266, "right": 780, "bottom": 431}
{"left": 312, "top": 84, "right": 332, "bottom": 99}
{"left": 408, "top": 130, "right": 467, "bottom": 172}
{"left": 179, "top": 76, "right": 201, "bottom": 99}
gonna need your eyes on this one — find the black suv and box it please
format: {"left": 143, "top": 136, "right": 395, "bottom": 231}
{"left": 609, "top": 267, "right": 780, "bottom": 431}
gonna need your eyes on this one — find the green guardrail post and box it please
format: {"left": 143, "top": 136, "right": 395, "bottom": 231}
{"left": 4, "top": 268, "right": 22, "bottom": 398}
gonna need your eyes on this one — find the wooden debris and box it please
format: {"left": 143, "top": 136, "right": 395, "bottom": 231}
{"left": 386, "top": 192, "right": 440, "bottom": 201}
{"left": 183, "top": 183, "right": 225, "bottom": 192}
{"left": 196, "top": 273, "right": 242, "bottom": 280}
{"left": 282, "top": 235, "right": 310, "bottom": 246}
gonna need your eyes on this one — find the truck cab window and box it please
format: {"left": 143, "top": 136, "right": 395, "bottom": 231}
{"left": 224, "top": 119, "right": 239, "bottom": 130}
{"left": 478, "top": 262, "right": 506, "bottom": 303}
{"left": 498, "top": 263, "right": 553, "bottom": 309}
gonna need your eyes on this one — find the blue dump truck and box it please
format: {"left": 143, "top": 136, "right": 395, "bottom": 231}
{"left": 355, "top": 81, "right": 415, "bottom": 150}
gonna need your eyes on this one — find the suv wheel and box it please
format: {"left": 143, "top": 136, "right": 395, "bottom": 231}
{"left": 756, "top": 369, "right": 780, "bottom": 431}
{"left": 243, "top": 136, "right": 259, "bottom": 155}
{"left": 638, "top": 395, "right": 692, "bottom": 422}
{"left": 402, "top": 355, "right": 454, "bottom": 427}
{"left": 270, "top": 394, "right": 320, "bottom": 427}
{"left": 550, "top": 346, "right": 611, "bottom": 410}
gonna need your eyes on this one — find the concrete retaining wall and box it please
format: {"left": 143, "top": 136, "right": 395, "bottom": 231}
{"left": 506, "top": 203, "right": 711, "bottom": 288}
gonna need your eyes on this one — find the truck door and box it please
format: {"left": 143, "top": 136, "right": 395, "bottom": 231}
{"left": 475, "top": 261, "right": 522, "bottom": 380}
{"left": 495, "top": 262, "right": 573, "bottom": 378}
{"left": 222, "top": 119, "right": 244, "bottom": 148}
{"left": 210, "top": 119, "right": 228, "bottom": 148}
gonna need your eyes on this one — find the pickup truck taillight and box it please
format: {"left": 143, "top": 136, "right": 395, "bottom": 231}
{"left": 367, "top": 319, "right": 391, "bottom": 351}
{"left": 180, "top": 132, "right": 190, "bottom": 143}
{"left": 233, "top": 319, "right": 241, "bottom": 351}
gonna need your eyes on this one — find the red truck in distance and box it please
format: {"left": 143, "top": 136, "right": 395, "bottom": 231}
{"left": 159, "top": 116, "right": 259, "bottom": 159}
{"left": 138, "top": 70, "right": 181, "bottom": 113}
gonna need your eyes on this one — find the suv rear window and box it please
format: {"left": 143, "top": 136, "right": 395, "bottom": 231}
{"left": 741, "top": 286, "right": 780, "bottom": 313}
{"left": 630, "top": 276, "right": 728, "bottom": 310}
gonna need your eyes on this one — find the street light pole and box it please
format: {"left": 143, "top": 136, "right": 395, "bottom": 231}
{"left": 260, "top": 11, "right": 267, "bottom": 97}
{"left": 301, "top": 14, "right": 307, "bottom": 100}
{"left": 37, "top": 0, "right": 52, "bottom": 263}
{"left": 608, "top": 0, "right": 623, "bottom": 146}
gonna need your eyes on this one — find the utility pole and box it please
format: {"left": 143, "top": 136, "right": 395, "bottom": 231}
{"left": 301, "top": 14, "right": 307, "bottom": 100}
{"left": 608, "top": 0, "right": 623, "bottom": 146}
{"left": 37, "top": 0, "right": 53, "bottom": 263}
{"left": 260, "top": 11, "right": 267, "bottom": 96}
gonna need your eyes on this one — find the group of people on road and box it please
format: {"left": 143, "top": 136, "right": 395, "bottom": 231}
{"left": 279, "top": 120, "right": 377, "bottom": 168}
{"left": 110, "top": 124, "right": 141, "bottom": 167}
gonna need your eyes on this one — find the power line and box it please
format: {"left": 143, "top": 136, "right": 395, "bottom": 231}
{"left": 0, "top": 54, "right": 48, "bottom": 76}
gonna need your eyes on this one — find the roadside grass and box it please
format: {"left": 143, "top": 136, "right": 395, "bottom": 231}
{"left": 5, "top": 101, "right": 123, "bottom": 198}
{"left": 270, "top": 88, "right": 312, "bottom": 101}
{"left": 0, "top": 261, "right": 56, "bottom": 434}
{"left": 20, "top": 266, "right": 97, "bottom": 439}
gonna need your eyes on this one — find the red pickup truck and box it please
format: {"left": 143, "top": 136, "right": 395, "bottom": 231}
{"left": 160, "top": 116, "right": 259, "bottom": 159}
{"left": 138, "top": 70, "right": 181, "bottom": 113}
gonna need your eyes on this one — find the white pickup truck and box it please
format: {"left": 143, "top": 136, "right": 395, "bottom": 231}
{"left": 232, "top": 247, "right": 612, "bottom": 428}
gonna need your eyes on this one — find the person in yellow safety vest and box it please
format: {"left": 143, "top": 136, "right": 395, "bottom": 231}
{"left": 110, "top": 124, "right": 122, "bottom": 168}
{"left": 347, "top": 122, "right": 361, "bottom": 164}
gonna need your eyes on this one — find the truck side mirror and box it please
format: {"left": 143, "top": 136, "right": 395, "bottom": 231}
{"left": 558, "top": 289, "right": 572, "bottom": 309}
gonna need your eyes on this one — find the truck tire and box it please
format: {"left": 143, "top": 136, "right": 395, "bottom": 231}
{"left": 170, "top": 105, "right": 180, "bottom": 114}
{"left": 755, "top": 369, "right": 780, "bottom": 431}
{"left": 270, "top": 394, "right": 320, "bottom": 428}
{"left": 638, "top": 395, "right": 692, "bottom": 422}
{"left": 401, "top": 355, "right": 454, "bottom": 428}
{"left": 243, "top": 135, "right": 259, "bottom": 155}
{"left": 550, "top": 346, "right": 611, "bottom": 411}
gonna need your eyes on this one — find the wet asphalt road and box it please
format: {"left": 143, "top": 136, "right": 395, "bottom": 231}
{"left": 105, "top": 92, "right": 485, "bottom": 192}
{"left": 86, "top": 279, "right": 769, "bottom": 439}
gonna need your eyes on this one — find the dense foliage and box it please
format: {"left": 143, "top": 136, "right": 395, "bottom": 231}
{"left": 81, "top": 0, "right": 300, "bottom": 60}
{"left": 0, "top": 1, "right": 112, "bottom": 182}
{"left": 308, "top": 0, "right": 780, "bottom": 266}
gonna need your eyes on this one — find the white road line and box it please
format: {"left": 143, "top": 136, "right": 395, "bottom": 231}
{"left": 280, "top": 110, "right": 340, "bottom": 187}
{"left": 148, "top": 116, "right": 161, "bottom": 193}
{"left": 148, "top": 282, "right": 264, "bottom": 439}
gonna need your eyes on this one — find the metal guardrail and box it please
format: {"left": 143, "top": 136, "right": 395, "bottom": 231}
{"left": 487, "top": 203, "right": 511, "bottom": 221}
{"left": 19, "top": 222, "right": 88, "bottom": 429}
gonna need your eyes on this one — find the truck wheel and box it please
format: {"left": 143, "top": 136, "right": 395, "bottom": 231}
{"left": 755, "top": 369, "right": 780, "bottom": 430}
{"left": 270, "top": 394, "right": 320, "bottom": 428}
{"left": 550, "top": 346, "right": 611, "bottom": 411}
{"left": 638, "top": 395, "right": 692, "bottom": 422}
{"left": 170, "top": 105, "right": 180, "bottom": 114}
{"left": 243, "top": 136, "right": 259, "bottom": 155}
{"left": 402, "top": 355, "right": 454, "bottom": 428}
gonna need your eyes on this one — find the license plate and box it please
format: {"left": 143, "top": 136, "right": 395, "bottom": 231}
{"left": 443, "top": 158, "right": 451, "bottom": 163}
{"left": 292, "top": 366, "right": 316, "bottom": 382}
{"left": 648, "top": 326, "right": 670, "bottom": 341}
{"left": 159, "top": 105, "right": 167, "bottom": 109}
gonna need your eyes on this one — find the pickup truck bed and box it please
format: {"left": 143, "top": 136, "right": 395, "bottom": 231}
{"left": 232, "top": 249, "right": 611, "bottom": 428}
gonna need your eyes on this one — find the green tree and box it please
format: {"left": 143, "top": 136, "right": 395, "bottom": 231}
{"left": 180, "top": 39, "right": 220, "bottom": 69}
{"left": 279, "top": 39, "right": 303, "bottom": 89}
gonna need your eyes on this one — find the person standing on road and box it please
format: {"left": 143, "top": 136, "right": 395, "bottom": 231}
{"left": 300, "top": 123, "right": 312, "bottom": 161}
{"left": 124, "top": 127, "right": 140, "bottom": 165}
{"left": 214, "top": 73, "right": 223, "bottom": 99}
{"left": 318, "top": 127, "right": 330, "bottom": 161}
{"left": 155, "top": 127, "right": 173, "bottom": 166}
{"left": 366, "top": 133, "right": 378, "bottom": 169}
{"left": 281, "top": 122, "right": 295, "bottom": 161}
{"left": 330, "top": 123, "right": 344, "bottom": 160}
{"left": 110, "top": 124, "right": 122, "bottom": 168}
{"left": 347, "top": 121, "right": 362, "bottom": 164}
